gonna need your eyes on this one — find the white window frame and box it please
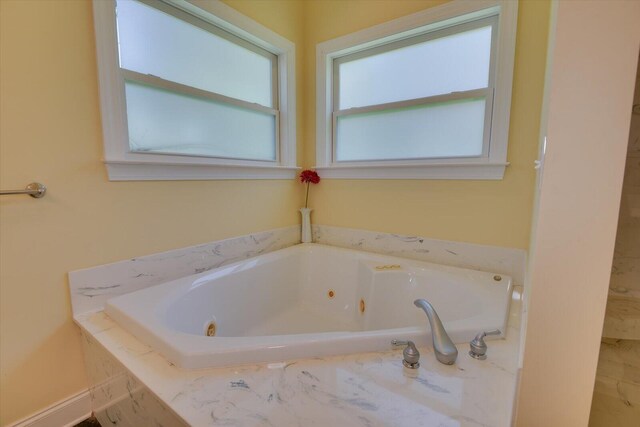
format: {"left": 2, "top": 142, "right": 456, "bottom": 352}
{"left": 315, "top": 0, "right": 518, "bottom": 180}
{"left": 93, "top": 0, "right": 297, "bottom": 181}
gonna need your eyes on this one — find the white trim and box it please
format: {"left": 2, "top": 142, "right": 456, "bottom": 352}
{"left": 180, "top": 0, "right": 293, "bottom": 52}
{"left": 92, "top": 0, "right": 297, "bottom": 181}
{"left": 490, "top": 0, "right": 518, "bottom": 168}
{"left": 315, "top": 0, "right": 517, "bottom": 180}
{"left": 316, "top": 162, "right": 508, "bottom": 180}
{"left": 105, "top": 161, "right": 299, "bottom": 181}
{"left": 121, "top": 69, "right": 279, "bottom": 116}
{"left": 8, "top": 390, "right": 91, "bottom": 427}
{"left": 334, "top": 88, "right": 490, "bottom": 117}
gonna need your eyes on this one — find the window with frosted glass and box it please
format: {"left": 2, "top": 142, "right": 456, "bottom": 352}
{"left": 333, "top": 17, "right": 496, "bottom": 162}
{"left": 115, "top": 0, "right": 278, "bottom": 160}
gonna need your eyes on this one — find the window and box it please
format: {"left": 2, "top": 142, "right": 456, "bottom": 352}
{"left": 316, "top": 0, "right": 518, "bottom": 179}
{"left": 93, "top": 0, "right": 297, "bottom": 180}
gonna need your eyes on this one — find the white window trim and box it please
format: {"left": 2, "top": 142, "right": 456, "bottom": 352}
{"left": 93, "top": 0, "right": 297, "bottom": 181}
{"left": 315, "top": 0, "right": 518, "bottom": 180}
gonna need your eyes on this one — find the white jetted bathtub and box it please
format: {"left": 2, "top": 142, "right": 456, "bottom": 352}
{"left": 106, "top": 244, "right": 513, "bottom": 369}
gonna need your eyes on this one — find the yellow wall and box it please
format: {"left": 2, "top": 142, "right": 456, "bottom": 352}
{"left": 0, "top": 0, "right": 303, "bottom": 424}
{"left": 303, "top": 0, "right": 550, "bottom": 249}
{"left": 0, "top": 0, "right": 549, "bottom": 424}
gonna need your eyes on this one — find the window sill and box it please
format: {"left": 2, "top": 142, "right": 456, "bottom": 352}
{"left": 314, "top": 162, "right": 509, "bottom": 180}
{"left": 105, "top": 160, "right": 299, "bottom": 181}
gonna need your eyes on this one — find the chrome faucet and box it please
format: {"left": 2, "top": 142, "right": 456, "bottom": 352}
{"left": 468, "top": 329, "right": 501, "bottom": 360}
{"left": 414, "top": 299, "right": 458, "bottom": 365}
{"left": 391, "top": 339, "right": 420, "bottom": 369}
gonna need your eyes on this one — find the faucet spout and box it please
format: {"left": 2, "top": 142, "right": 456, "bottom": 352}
{"left": 414, "top": 299, "right": 458, "bottom": 365}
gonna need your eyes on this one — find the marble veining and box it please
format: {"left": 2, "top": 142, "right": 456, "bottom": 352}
{"left": 69, "top": 226, "right": 300, "bottom": 315}
{"left": 72, "top": 225, "right": 528, "bottom": 425}
{"left": 81, "top": 329, "right": 187, "bottom": 426}
{"left": 70, "top": 225, "right": 526, "bottom": 317}
{"left": 77, "top": 286, "right": 522, "bottom": 426}
{"left": 313, "top": 225, "right": 526, "bottom": 284}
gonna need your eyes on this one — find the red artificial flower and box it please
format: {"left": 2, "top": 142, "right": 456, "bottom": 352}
{"left": 300, "top": 169, "right": 321, "bottom": 184}
{"left": 300, "top": 169, "right": 320, "bottom": 208}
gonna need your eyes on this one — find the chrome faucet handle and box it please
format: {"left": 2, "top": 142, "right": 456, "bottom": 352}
{"left": 469, "top": 329, "right": 501, "bottom": 360}
{"left": 391, "top": 340, "right": 420, "bottom": 369}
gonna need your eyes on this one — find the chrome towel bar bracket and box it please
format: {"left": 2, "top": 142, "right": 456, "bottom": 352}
{"left": 0, "top": 182, "right": 47, "bottom": 198}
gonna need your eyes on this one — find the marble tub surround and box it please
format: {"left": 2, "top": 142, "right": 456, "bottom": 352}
{"left": 76, "top": 286, "right": 523, "bottom": 427}
{"left": 313, "top": 225, "right": 526, "bottom": 284}
{"left": 69, "top": 226, "right": 300, "bottom": 315}
{"left": 70, "top": 224, "right": 526, "bottom": 317}
{"left": 81, "top": 329, "right": 186, "bottom": 427}
{"left": 72, "top": 225, "right": 525, "bottom": 424}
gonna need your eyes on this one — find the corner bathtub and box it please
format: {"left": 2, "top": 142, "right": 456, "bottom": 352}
{"left": 106, "top": 244, "right": 512, "bottom": 369}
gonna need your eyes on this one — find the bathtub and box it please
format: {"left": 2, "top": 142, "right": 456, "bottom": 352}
{"left": 105, "top": 244, "right": 513, "bottom": 369}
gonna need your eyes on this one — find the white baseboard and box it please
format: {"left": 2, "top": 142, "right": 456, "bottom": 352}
{"left": 8, "top": 389, "right": 91, "bottom": 427}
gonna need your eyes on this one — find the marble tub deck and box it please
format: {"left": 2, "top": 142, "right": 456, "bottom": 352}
{"left": 75, "top": 287, "right": 523, "bottom": 427}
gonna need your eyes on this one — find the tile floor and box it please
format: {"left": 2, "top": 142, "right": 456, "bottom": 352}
{"left": 589, "top": 338, "right": 640, "bottom": 426}
{"left": 74, "top": 417, "right": 101, "bottom": 427}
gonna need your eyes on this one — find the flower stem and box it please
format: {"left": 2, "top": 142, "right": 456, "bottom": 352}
{"left": 305, "top": 182, "right": 310, "bottom": 208}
